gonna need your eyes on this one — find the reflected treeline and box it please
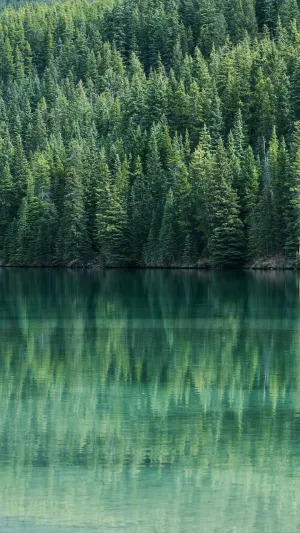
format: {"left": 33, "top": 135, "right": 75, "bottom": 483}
{"left": 0, "top": 269, "right": 300, "bottom": 530}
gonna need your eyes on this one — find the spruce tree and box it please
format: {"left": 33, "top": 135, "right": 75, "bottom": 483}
{"left": 241, "top": 146, "right": 260, "bottom": 256}
{"left": 57, "top": 165, "right": 89, "bottom": 264}
{"left": 11, "top": 135, "right": 30, "bottom": 213}
{"left": 189, "top": 137, "right": 213, "bottom": 255}
{"left": 96, "top": 150, "right": 128, "bottom": 266}
{"left": 129, "top": 156, "right": 152, "bottom": 263}
{"left": 159, "top": 189, "right": 176, "bottom": 266}
{"left": 208, "top": 139, "right": 244, "bottom": 266}
{"left": 0, "top": 0, "right": 298, "bottom": 266}
{"left": 285, "top": 123, "right": 300, "bottom": 260}
{"left": 207, "top": 84, "right": 224, "bottom": 150}
{"left": 0, "top": 164, "right": 13, "bottom": 251}
{"left": 143, "top": 210, "right": 160, "bottom": 267}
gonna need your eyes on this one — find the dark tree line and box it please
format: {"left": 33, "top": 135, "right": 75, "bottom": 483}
{"left": 0, "top": 0, "right": 300, "bottom": 266}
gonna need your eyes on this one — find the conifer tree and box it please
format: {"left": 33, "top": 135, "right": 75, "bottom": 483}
{"left": 143, "top": 210, "right": 160, "bottom": 267}
{"left": 11, "top": 135, "right": 30, "bottom": 214}
{"left": 291, "top": 57, "right": 300, "bottom": 122}
{"left": 208, "top": 139, "right": 244, "bottom": 266}
{"left": 57, "top": 165, "right": 89, "bottom": 264}
{"left": 189, "top": 136, "right": 213, "bottom": 254}
{"left": 129, "top": 156, "right": 152, "bottom": 263}
{"left": 12, "top": 197, "right": 29, "bottom": 264}
{"left": 182, "top": 233, "right": 196, "bottom": 265}
{"left": 285, "top": 123, "right": 300, "bottom": 260}
{"left": 207, "top": 84, "right": 224, "bottom": 150}
{"left": 159, "top": 189, "right": 176, "bottom": 265}
{"left": 0, "top": 164, "right": 13, "bottom": 250}
{"left": 34, "top": 203, "right": 58, "bottom": 265}
{"left": 241, "top": 146, "right": 260, "bottom": 255}
{"left": 249, "top": 138, "right": 275, "bottom": 259}
{"left": 96, "top": 149, "right": 128, "bottom": 266}
{"left": 0, "top": 0, "right": 298, "bottom": 266}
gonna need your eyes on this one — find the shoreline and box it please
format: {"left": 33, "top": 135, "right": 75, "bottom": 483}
{"left": 0, "top": 257, "right": 297, "bottom": 271}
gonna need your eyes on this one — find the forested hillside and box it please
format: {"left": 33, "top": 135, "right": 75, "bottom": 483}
{"left": 0, "top": 0, "right": 57, "bottom": 11}
{"left": 0, "top": 0, "right": 300, "bottom": 266}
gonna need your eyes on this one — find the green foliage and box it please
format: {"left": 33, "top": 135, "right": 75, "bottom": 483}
{"left": 57, "top": 164, "right": 89, "bottom": 264}
{"left": 96, "top": 149, "right": 129, "bottom": 266}
{"left": 159, "top": 188, "right": 176, "bottom": 265}
{"left": 208, "top": 140, "right": 244, "bottom": 266}
{"left": 0, "top": 0, "right": 299, "bottom": 265}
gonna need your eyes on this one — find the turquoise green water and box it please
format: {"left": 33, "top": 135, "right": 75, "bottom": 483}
{"left": 0, "top": 268, "right": 300, "bottom": 532}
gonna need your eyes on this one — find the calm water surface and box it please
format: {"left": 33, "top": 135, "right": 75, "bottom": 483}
{"left": 0, "top": 268, "right": 300, "bottom": 532}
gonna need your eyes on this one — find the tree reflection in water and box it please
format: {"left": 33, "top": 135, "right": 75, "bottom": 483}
{"left": 0, "top": 268, "right": 299, "bottom": 532}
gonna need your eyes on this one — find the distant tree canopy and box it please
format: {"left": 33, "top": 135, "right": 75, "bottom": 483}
{"left": 0, "top": 0, "right": 300, "bottom": 265}
{"left": 0, "top": 0, "right": 60, "bottom": 9}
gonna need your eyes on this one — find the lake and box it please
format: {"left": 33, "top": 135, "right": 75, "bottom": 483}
{"left": 0, "top": 268, "right": 300, "bottom": 532}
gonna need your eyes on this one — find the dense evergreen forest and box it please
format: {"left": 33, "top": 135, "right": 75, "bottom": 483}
{"left": 0, "top": 0, "right": 300, "bottom": 266}
{"left": 0, "top": 0, "right": 60, "bottom": 10}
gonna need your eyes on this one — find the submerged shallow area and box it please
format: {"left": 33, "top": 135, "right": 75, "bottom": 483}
{"left": 0, "top": 268, "right": 300, "bottom": 532}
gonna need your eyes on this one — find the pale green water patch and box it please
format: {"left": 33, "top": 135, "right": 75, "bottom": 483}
{"left": 0, "top": 269, "right": 300, "bottom": 532}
